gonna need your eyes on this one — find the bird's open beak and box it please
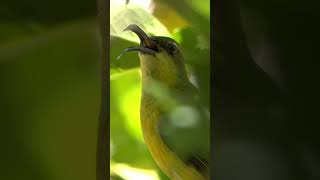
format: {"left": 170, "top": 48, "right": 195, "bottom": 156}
{"left": 117, "top": 24, "right": 158, "bottom": 60}
{"left": 124, "top": 24, "right": 157, "bottom": 49}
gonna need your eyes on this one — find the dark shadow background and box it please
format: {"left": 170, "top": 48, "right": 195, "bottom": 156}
{"left": 214, "top": 0, "right": 320, "bottom": 180}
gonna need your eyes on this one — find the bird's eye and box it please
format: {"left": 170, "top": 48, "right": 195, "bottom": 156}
{"left": 167, "top": 42, "right": 177, "bottom": 55}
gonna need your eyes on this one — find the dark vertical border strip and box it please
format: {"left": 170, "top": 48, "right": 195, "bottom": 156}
{"left": 96, "top": 0, "right": 110, "bottom": 179}
{"left": 211, "top": 0, "right": 214, "bottom": 179}
{"left": 213, "top": 0, "right": 285, "bottom": 179}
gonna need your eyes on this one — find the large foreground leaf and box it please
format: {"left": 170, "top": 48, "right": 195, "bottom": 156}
{"left": 110, "top": 0, "right": 171, "bottom": 43}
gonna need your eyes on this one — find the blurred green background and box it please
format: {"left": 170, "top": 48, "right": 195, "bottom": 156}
{"left": 109, "top": 0, "right": 210, "bottom": 179}
{"left": 0, "top": 0, "right": 99, "bottom": 179}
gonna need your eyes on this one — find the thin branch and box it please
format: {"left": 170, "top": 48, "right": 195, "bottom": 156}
{"left": 96, "top": 0, "right": 109, "bottom": 179}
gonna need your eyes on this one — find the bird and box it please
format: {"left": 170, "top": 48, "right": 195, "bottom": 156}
{"left": 117, "top": 24, "right": 210, "bottom": 180}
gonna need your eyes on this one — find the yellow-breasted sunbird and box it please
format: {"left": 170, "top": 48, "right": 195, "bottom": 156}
{"left": 117, "top": 24, "right": 210, "bottom": 180}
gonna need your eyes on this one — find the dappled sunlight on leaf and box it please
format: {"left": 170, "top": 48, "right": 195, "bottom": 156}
{"left": 120, "top": 76, "right": 143, "bottom": 142}
{"left": 111, "top": 162, "right": 160, "bottom": 180}
{"left": 111, "top": 68, "right": 143, "bottom": 142}
{"left": 110, "top": 0, "right": 171, "bottom": 43}
{"left": 110, "top": 68, "right": 156, "bottom": 169}
{"left": 110, "top": 68, "right": 140, "bottom": 81}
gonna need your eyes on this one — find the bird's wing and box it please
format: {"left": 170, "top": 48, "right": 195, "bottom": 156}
{"left": 157, "top": 98, "right": 210, "bottom": 174}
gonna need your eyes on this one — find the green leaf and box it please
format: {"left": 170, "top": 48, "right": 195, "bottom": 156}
{"left": 0, "top": 19, "right": 100, "bottom": 180}
{"left": 110, "top": 68, "right": 156, "bottom": 169}
{"left": 184, "top": 0, "right": 210, "bottom": 19}
{"left": 110, "top": 37, "right": 140, "bottom": 69}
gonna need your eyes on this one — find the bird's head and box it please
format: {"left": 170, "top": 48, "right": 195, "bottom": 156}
{"left": 118, "top": 24, "right": 189, "bottom": 87}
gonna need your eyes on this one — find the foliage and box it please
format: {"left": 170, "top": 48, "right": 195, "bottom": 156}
{"left": 0, "top": 0, "right": 99, "bottom": 179}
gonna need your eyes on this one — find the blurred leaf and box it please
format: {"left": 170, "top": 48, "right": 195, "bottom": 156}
{"left": 110, "top": 38, "right": 140, "bottom": 69}
{"left": 0, "top": 19, "right": 100, "bottom": 180}
{"left": 110, "top": 68, "right": 156, "bottom": 169}
{"left": 110, "top": 0, "right": 171, "bottom": 43}
{"left": 0, "top": 22, "right": 44, "bottom": 45}
{"left": 0, "top": 19, "right": 99, "bottom": 62}
{"left": 111, "top": 162, "right": 159, "bottom": 180}
{"left": 111, "top": 67, "right": 125, "bottom": 75}
{"left": 0, "top": 0, "right": 96, "bottom": 24}
{"left": 153, "top": 2, "right": 189, "bottom": 32}
{"left": 184, "top": 0, "right": 210, "bottom": 19}
{"left": 159, "top": 0, "right": 210, "bottom": 39}
{"left": 114, "top": 69, "right": 143, "bottom": 142}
